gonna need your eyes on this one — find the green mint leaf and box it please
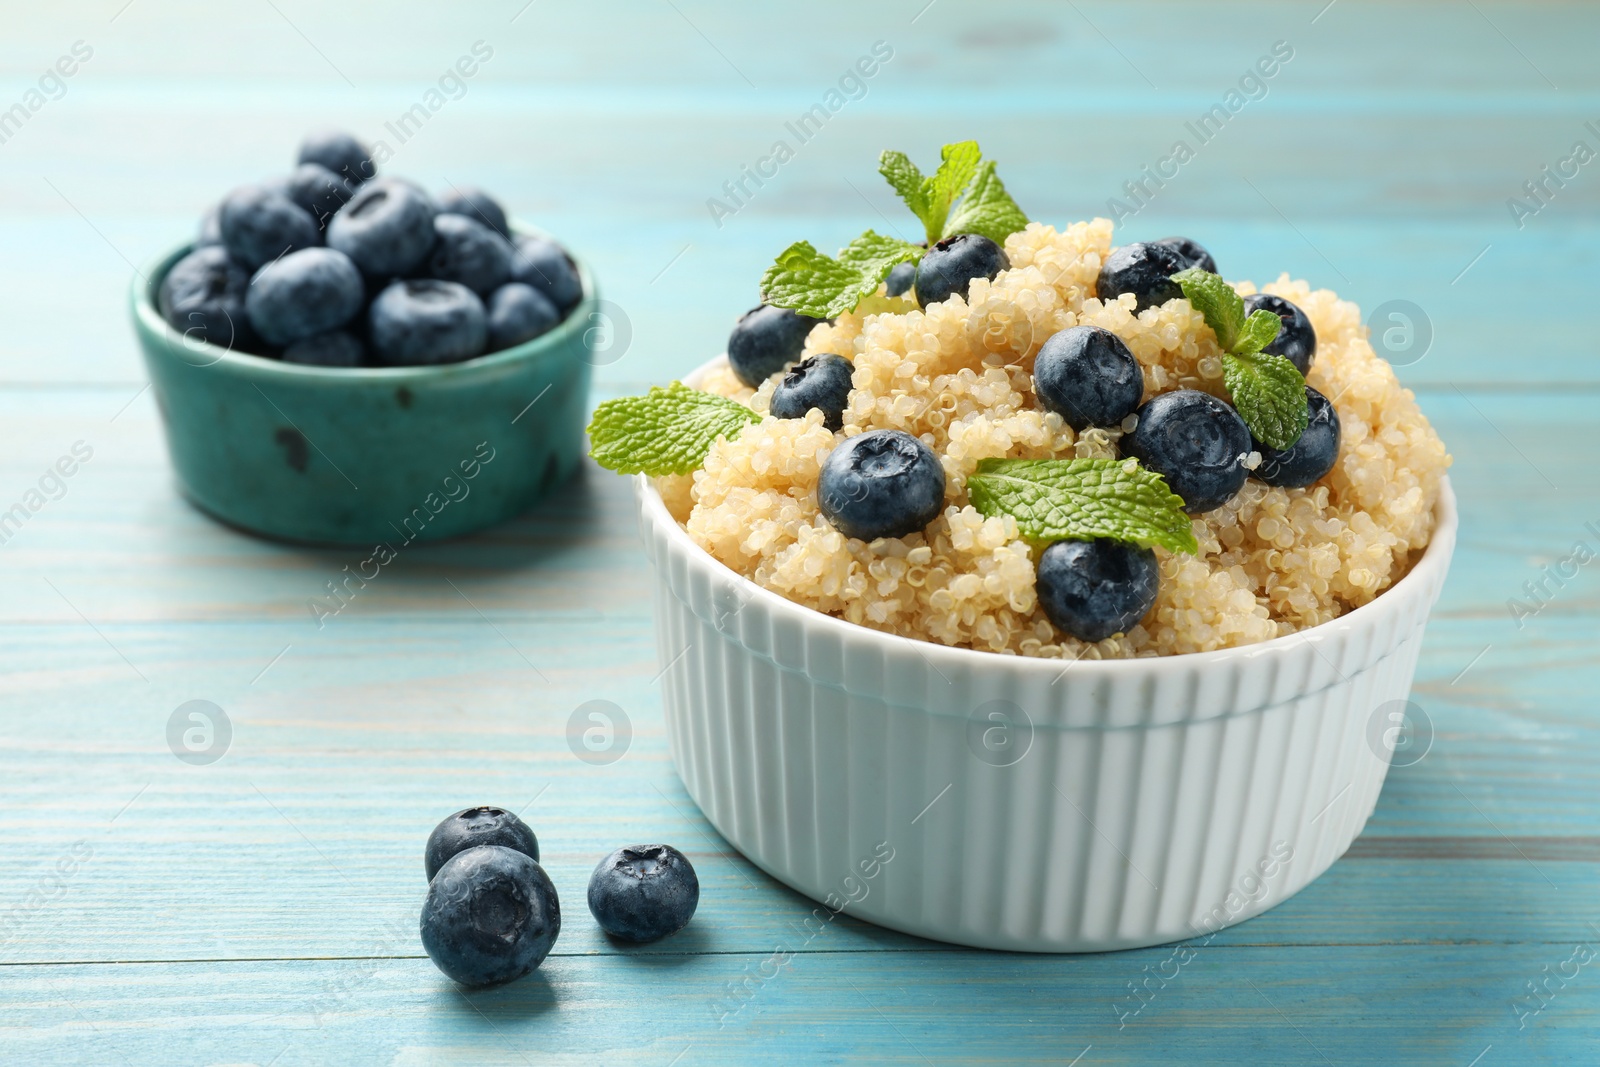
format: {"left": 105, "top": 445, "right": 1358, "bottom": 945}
{"left": 1233, "top": 308, "right": 1282, "bottom": 357}
{"left": 966, "top": 457, "right": 1199, "bottom": 554}
{"left": 878, "top": 150, "right": 929, "bottom": 234}
{"left": 761, "top": 232, "right": 920, "bottom": 319}
{"left": 1222, "top": 352, "right": 1308, "bottom": 451}
{"left": 1172, "top": 268, "right": 1245, "bottom": 351}
{"left": 921, "top": 140, "right": 982, "bottom": 241}
{"left": 942, "top": 160, "right": 1029, "bottom": 244}
{"left": 587, "top": 382, "right": 760, "bottom": 476}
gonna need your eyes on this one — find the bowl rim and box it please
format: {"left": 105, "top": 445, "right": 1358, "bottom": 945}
{"left": 130, "top": 219, "right": 597, "bottom": 384}
{"left": 636, "top": 356, "right": 1457, "bottom": 679}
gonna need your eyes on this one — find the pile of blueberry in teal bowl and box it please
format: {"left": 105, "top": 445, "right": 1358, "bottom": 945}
{"left": 129, "top": 129, "right": 599, "bottom": 546}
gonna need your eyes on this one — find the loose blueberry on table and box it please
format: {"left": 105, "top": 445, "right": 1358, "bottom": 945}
{"left": 160, "top": 131, "right": 583, "bottom": 367}
{"left": 587, "top": 844, "right": 700, "bottom": 943}
{"left": 420, "top": 844, "right": 560, "bottom": 987}
{"left": 425, "top": 806, "right": 541, "bottom": 881}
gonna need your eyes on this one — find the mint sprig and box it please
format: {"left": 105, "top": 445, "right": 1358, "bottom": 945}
{"left": 1171, "top": 268, "right": 1309, "bottom": 451}
{"left": 761, "top": 141, "right": 1029, "bottom": 319}
{"left": 967, "top": 457, "right": 1198, "bottom": 554}
{"left": 587, "top": 382, "right": 760, "bottom": 476}
{"left": 762, "top": 232, "right": 921, "bottom": 320}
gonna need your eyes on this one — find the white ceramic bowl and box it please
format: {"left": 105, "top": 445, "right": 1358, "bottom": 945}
{"left": 636, "top": 359, "right": 1457, "bottom": 952}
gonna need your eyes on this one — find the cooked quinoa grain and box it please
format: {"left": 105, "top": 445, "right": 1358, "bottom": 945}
{"left": 663, "top": 219, "right": 1451, "bottom": 659}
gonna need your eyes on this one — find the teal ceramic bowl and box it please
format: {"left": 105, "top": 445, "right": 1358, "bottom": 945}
{"left": 130, "top": 232, "right": 596, "bottom": 545}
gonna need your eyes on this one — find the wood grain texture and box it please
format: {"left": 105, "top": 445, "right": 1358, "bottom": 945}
{"left": 0, "top": 0, "right": 1595, "bottom": 1063}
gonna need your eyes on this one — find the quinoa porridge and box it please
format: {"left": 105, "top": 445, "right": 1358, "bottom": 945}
{"left": 651, "top": 218, "right": 1450, "bottom": 660}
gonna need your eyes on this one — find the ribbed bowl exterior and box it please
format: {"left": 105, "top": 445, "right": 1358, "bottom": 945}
{"left": 637, "top": 470, "right": 1456, "bottom": 953}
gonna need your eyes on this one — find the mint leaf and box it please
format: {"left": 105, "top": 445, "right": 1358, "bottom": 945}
{"left": 587, "top": 382, "right": 760, "bottom": 476}
{"left": 967, "top": 458, "right": 1198, "bottom": 554}
{"left": 922, "top": 140, "right": 982, "bottom": 241}
{"left": 1222, "top": 353, "right": 1307, "bottom": 451}
{"left": 878, "top": 150, "right": 928, "bottom": 228}
{"left": 1173, "top": 270, "right": 1310, "bottom": 446}
{"left": 1233, "top": 308, "right": 1282, "bottom": 357}
{"left": 1172, "top": 268, "right": 1244, "bottom": 350}
{"left": 761, "top": 231, "right": 920, "bottom": 319}
{"left": 943, "top": 160, "right": 1029, "bottom": 245}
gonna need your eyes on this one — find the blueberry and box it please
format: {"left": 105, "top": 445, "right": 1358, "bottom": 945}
{"left": 1253, "top": 386, "right": 1341, "bottom": 488}
{"left": 509, "top": 235, "right": 582, "bottom": 314}
{"left": 425, "top": 806, "right": 541, "bottom": 881}
{"left": 726, "top": 305, "right": 822, "bottom": 388}
{"left": 427, "top": 214, "right": 513, "bottom": 297}
{"left": 486, "top": 283, "right": 560, "bottom": 351}
{"left": 219, "top": 185, "right": 320, "bottom": 271}
{"left": 1035, "top": 539, "right": 1160, "bottom": 642}
{"left": 245, "top": 247, "right": 365, "bottom": 347}
{"left": 438, "top": 186, "right": 510, "bottom": 239}
{"left": 586, "top": 844, "right": 699, "bottom": 943}
{"left": 369, "top": 279, "right": 487, "bottom": 366}
{"left": 771, "top": 354, "right": 853, "bottom": 431}
{"left": 818, "top": 429, "right": 946, "bottom": 541}
{"left": 282, "top": 331, "right": 365, "bottom": 367}
{"left": 197, "top": 205, "right": 223, "bottom": 247}
{"left": 1096, "top": 241, "right": 1189, "bottom": 312}
{"left": 1154, "top": 236, "right": 1216, "bottom": 274}
{"left": 885, "top": 259, "right": 917, "bottom": 297}
{"left": 284, "top": 163, "right": 354, "bottom": 230}
{"left": 420, "top": 845, "right": 559, "bottom": 987}
{"left": 158, "top": 245, "right": 254, "bottom": 351}
{"left": 914, "top": 233, "right": 1009, "bottom": 307}
{"left": 1120, "top": 389, "right": 1250, "bottom": 513}
{"left": 297, "top": 129, "right": 375, "bottom": 187}
{"left": 1242, "top": 293, "right": 1317, "bottom": 375}
{"left": 327, "top": 178, "right": 437, "bottom": 279}
{"left": 1032, "top": 325, "right": 1144, "bottom": 431}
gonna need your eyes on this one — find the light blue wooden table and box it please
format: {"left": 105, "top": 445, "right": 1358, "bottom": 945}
{"left": 1, "top": 2, "right": 1596, "bottom": 1063}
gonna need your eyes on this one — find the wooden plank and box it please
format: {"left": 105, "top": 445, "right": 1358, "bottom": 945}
{"left": 0, "top": 946, "right": 1593, "bottom": 1065}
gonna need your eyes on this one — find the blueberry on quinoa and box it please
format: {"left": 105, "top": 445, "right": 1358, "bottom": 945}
{"left": 770, "top": 354, "right": 854, "bottom": 431}
{"left": 1032, "top": 325, "right": 1144, "bottom": 431}
{"left": 726, "top": 304, "right": 823, "bottom": 388}
{"left": 486, "top": 283, "right": 560, "bottom": 350}
{"left": 1036, "top": 539, "right": 1160, "bottom": 642}
{"left": 818, "top": 429, "right": 946, "bottom": 541}
{"left": 282, "top": 330, "right": 365, "bottom": 367}
{"left": 913, "top": 233, "right": 1009, "bottom": 307}
{"left": 510, "top": 235, "right": 583, "bottom": 314}
{"left": 438, "top": 185, "right": 511, "bottom": 239}
{"left": 326, "top": 178, "right": 438, "bottom": 279}
{"left": 885, "top": 259, "right": 917, "bottom": 297}
{"left": 587, "top": 844, "right": 699, "bottom": 943}
{"left": 420, "top": 845, "right": 559, "bottom": 987}
{"left": 425, "top": 806, "right": 541, "bottom": 881}
{"left": 196, "top": 205, "right": 223, "bottom": 248}
{"left": 297, "top": 129, "right": 374, "bottom": 187}
{"left": 1252, "top": 386, "right": 1341, "bottom": 488}
{"left": 1096, "top": 241, "right": 1190, "bottom": 312}
{"left": 368, "top": 279, "right": 487, "bottom": 366}
{"left": 245, "top": 247, "right": 365, "bottom": 347}
{"left": 219, "top": 185, "right": 321, "bottom": 271}
{"left": 1154, "top": 236, "right": 1217, "bottom": 274}
{"left": 427, "top": 213, "right": 514, "bottom": 297}
{"left": 1119, "top": 389, "right": 1251, "bottom": 514}
{"left": 158, "top": 245, "right": 254, "bottom": 351}
{"left": 1242, "top": 293, "right": 1317, "bottom": 375}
